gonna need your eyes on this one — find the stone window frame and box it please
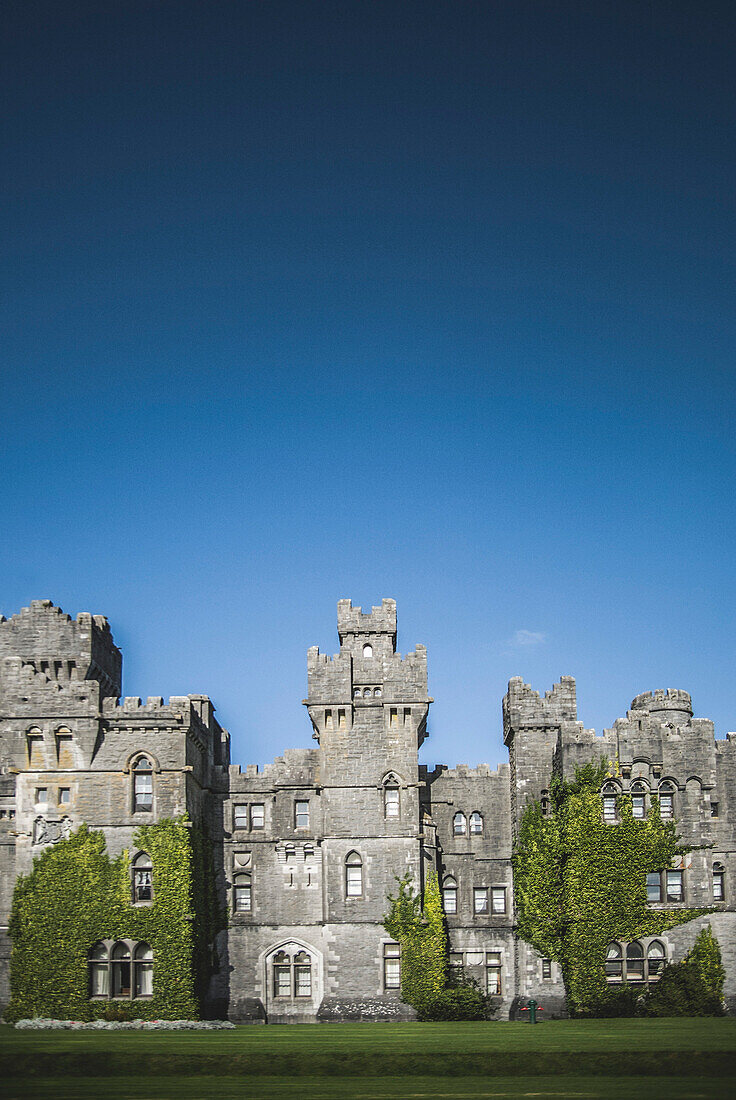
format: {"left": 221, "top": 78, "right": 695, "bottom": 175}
{"left": 88, "top": 939, "right": 153, "bottom": 1000}
{"left": 541, "top": 957, "right": 552, "bottom": 980}
{"left": 233, "top": 872, "right": 252, "bottom": 913}
{"left": 26, "top": 727, "right": 45, "bottom": 767}
{"left": 271, "top": 946, "right": 313, "bottom": 999}
{"left": 486, "top": 951, "right": 502, "bottom": 996}
{"left": 453, "top": 812, "right": 467, "bottom": 836}
{"left": 630, "top": 780, "right": 649, "bottom": 820}
{"left": 54, "top": 726, "right": 74, "bottom": 767}
{"left": 131, "top": 850, "right": 153, "bottom": 905}
{"left": 657, "top": 780, "right": 677, "bottom": 820}
{"left": 469, "top": 811, "right": 484, "bottom": 835}
{"left": 294, "top": 799, "right": 310, "bottom": 829}
{"left": 382, "top": 772, "right": 402, "bottom": 820}
{"left": 491, "top": 886, "right": 507, "bottom": 914}
{"left": 250, "top": 803, "right": 266, "bottom": 830}
{"left": 125, "top": 752, "right": 159, "bottom": 815}
{"left": 473, "top": 886, "right": 489, "bottom": 914}
{"left": 601, "top": 782, "right": 620, "bottom": 823}
{"left": 442, "top": 875, "right": 458, "bottom": 914}
{"left": 383, "top": 942, "right": 401, "bottom": 990}
{"left": 713, "top": 862, "right": 725, "bottom": 902}
{"left": 665, "top": 868, "right": 684, "bottom": 903}
{"left": 604, "top": 939, "right": 666, "bottom": 984}
{"left": 345, "top": 850, "right": 363, "bottom": 898}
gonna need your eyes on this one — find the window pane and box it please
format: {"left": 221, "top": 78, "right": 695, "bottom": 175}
{"left": 346, "top": 865, "right": 362, "bottom": 896}
{"left": 491, "top": 888, "right": 506, "bottom": 914}
{"left": 632, "top": 796, "right": 646, "bottom": 819}
{"left": 713, "top": 873, "right": 724, "bottom": 901}
{"left": 134, "top": 773, "right": 152, "bottom": 810}
{"left": 295, "top": 965, "right": 311, "bottom": 997}
{"left": 234, "top": 884, "right": 251, "bottom": 911}
{"left": 443, "top": 888, "right": 457, "bottom": 913}
{"left": 250, "top": 804, "right": 265, "bottom": 828}
{"left": 90, "top": 962, "right": 109, "bottom": 996}
{"left": 234, "top": 805, "right": 248, "bottom": 828}
{"left": 274, "top": 966, "right": 291, "bottom": 997}
{"left": 135, "top": 962, "right": 153, "bottom": 997}
{"left": 486, "top": 967, "right": 501, "bottom": 995}
{"left": 295, "top": 800, "right": 309, "bottom": 827}
{"left": 602, "top": 797, "right": 616, "bottom": 820}
{"left": 647, "top": 942, "right": 665, "bottom": 976}
{"left": 384, "top": 788, "right": 400, "bottom": 817}
{"left": 469, "top": 813, "right": 483, "bottom": 834}
{"left": 59, "top": 787, "right": 71, "bottom": 805}
{"left": 666, "top": 871, "right": 683, "bottom": 901}
{"left": 134, "top": 869, "right": 152, "bottom": 901}
{"left": 646, "top": 872, "right": 662, "bottom": 902}
{"left": 659, "top": 793, "right": 673, "bottom": 818}
{"left": 473, "top": 888, "right": 488, "bottom": 913}
{"left": 112, "top": 961, "right": 131, "bottom": 997}
{"left": 542, "top": 958, "right": 552, "bottom": 979}
{"left": 453, "top": 814, "right": 466, "bottom": 835}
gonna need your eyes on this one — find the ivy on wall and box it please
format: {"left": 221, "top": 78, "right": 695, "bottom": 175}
{"left": 383, "top": 872, "right": 447, "bottom": 1011}
{"left": 6, "top": 817, "right": 223, "bottom": 1023}
{"left": 512, "top": 761, "right": 711, "bottom": 1016}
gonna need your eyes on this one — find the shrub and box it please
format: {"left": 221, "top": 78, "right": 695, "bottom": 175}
{"left": 644, "top": 961, "right": 724, "bottom": 1017}
{"left": 577, "top": 984, "right": 641, "bottom": 1018}
{"left": 416, "top": 984, "right": 490, "bottom": 1021}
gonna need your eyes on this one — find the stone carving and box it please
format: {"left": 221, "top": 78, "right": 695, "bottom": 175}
{"left": 33, "top": 815, "right": 71, "bottom": 846}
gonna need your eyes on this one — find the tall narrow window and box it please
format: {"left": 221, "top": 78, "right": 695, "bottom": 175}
{"left": 363, "top": 644, "right": 373, "bottom": 657}
{"left": 605, "top": 942, "right": 623, "bottom": 980}
{"left": 383, "top": 943, "right": 401, "bottom": 989}
{"left": 442, "top": 876, "right": 458, "bottom": 914}
{"left": 631, "top": 783, "right": 646, "bottom": 820}
{"left": 27, "top": 729, "right": 44, "bottom": 767}
{"left": 647, "top": 941, "right": 665, "bottom": 979}
{"left": 345, "top": 851, "right": 363, "bottom": 897}
{"left": 713, "top": 863, "right": 725, "bottom": 901}
{"left": 473, "top": 887, "right": 489, "bottom": 914}
{"left": 250, "top": 804, "right": 265, "bottom": 829}
{"left": 541, "top": 958, "right": 552, "bottom": 980}
{"left": 234, "top": 804, "right": 248, "bottom": 829}
{"left": 453, "top": 812, "right": 467, "bottom": 836}
{"left": 233, "top": 874, "right": 252, "bottom": 912}
{"left": 469, "top": 812, "right": 483, "bottom": 835}
{"left": 601, "top": 785, "right": 617, "bottom": 822}
{"left": 491, "top": 887, "right": 506, "bottom": 914}
{"left": 666, "top": 869, "right": 683, "bottom": 902}
{"left": 486, "top": 952, "right": 502, "bottom": 995}
{"left": 294, "top": 951, "right": 312, "bottom": 997}
{"left": 273, "top": 950, "right": 291, "bottom": 997}
{"left": 338, "top": 709, "right": 346, "bottom": 729}
{"left": 133, "top": 943, "right": 153, "bottom": 997}
{"left": 626, "top": 941, "right": 644, "bottom": 981}
{"left": 325, "top": 710, "right": 333, "bottom": 729}
{"left": 89, "top": 942, "right": 109, "bottom": 997}
{"left": 132, "top": 757, "right": 153, "bottom": 812}
{"left": 384, "top": 783, "right": 400, "bottom": 819}
{"left": 646, "top": 872, "right": 662, "bottom": 902}
{"left": 390, "top": 708, "right": 398, "bottom": 728}
{"left": 658, "top": 784, "right": 674, "bottom": 819}
{"left": 111, "top": 942, "right": 132, "bottom": 997}
{"left": 295, "top": 800, "right": 310, "bottom": 828}
{"left": 132, "top": 852, "right": 153, "bottom": 903}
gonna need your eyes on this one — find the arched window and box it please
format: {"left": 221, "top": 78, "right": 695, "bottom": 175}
{"left": 631, "top": 782, "right": 647, "bottom": 820}
{"left": 26, "top": 727, "right": 44, "bottom": 767}
{"left": 374, "top": 687, "right": 382, "bottom": 697}
{"left": 88, "top": 942, "right": 110, "bottom": 997}
{"left": 658, "top": 783, "right": 675, "bottom": 820}
{"left": 132, "top": 757, "right": 153, "bottom": 813}
{"left": 234, "top": 873, "right": 252, "bottom": 912}
{"left": 363, "top": 687, "right": 371, "bottom": 698}
{"left": 469, "top": 812, "right": 483, "bottom": 835}
{"left": 363, "top": 644, "right": 373, "bottom": 658}
{"left": 132, "top": 852, "right": 153, "bottom": 903}
{"left": 354, "top": 687, "right": 361, "bottom": 698}
{"left": 111, "top": 941, "right": 132, "bottom": 997}
{"left": 345, "top": 851, "right": 363, "bottom": 897}
{"left": 601, "top": 784, "right": 618, "bottom": 822}
{"left": 453, "top": 812, "right": 467, "bottom": 836}
{"left": 271, "top": 947, "right": 313, "bottom": 998}
{"left": 133, "top": 942, "right": 153, "bottom": 997}
{"left": 55, "top": 726, "right": 74, "bottom": 767}
{"left": 647, "top": 941, "right": 665, "bottom": 980}
{"left": 626, "top": 941, "right": 644, "bottom": 981}
{"left": 604, "top": 942, "right": 623, "bottom": 980}
{"left": 442, "top": 876, "right": 458, "bottom": 914}
{"left": 384, "top": 780, "right": 400, "bottom": 819}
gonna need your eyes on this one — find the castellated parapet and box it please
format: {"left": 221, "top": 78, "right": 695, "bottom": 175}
{"left": 0, "top": 599, "right": 733, "bottom": 1023}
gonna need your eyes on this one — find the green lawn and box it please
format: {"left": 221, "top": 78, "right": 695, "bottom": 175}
{"left": 2, "top": 1019, "right": 734, "bottom": 1100}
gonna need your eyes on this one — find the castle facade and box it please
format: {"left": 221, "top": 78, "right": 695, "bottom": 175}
{"left": 0, "top": 598, "right": 733, "bottom": 1019}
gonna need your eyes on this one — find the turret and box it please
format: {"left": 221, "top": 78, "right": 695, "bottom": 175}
{"left": 630, "top": 689, "right": 693, "bottom": 727}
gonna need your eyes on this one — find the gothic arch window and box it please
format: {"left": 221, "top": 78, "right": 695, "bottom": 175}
{"left": 88, "top": 941, "right": 110, "bottom": 997}
{"left": 469, "top": 811, "right": 484, "bottom": 835}
{"left": 271, "top": 946, "right": 313, "bottom": 998}
{"left": 626, "top": 941, "right": 644, "bottom": 981}
{"left": 647, "top": 940, "right": 665, "bottom": 979}
{"left": 132, "top": 756, "right": 153, "bottom": 813}
{"left": 55, "top": 726, "right": 74, "bottom": 767}
{"left": 658, "top": 782, "right": 675, "bottom": 819}
{"left": 111, "top": 941, "right": 132, "bottom": 997}
{"left": 132, "top": 851, "right": 153, "bottom": 903}
{"left": 442, "top": 875, "right": 458, "bottom": 914}
{"left": 383, "top": 775, "right": 400, "bottom": 819}
{"left": 601, "top": 783, "right": 619, "bottom": 822}
{"left": 363, "top": 687, "right": 371, "bottom": 698}
{"left": 605, "top": 939, "right": 666, "bottom": 984}
{"left": 604, "top": 942, "right": 623, "bottom": 980}
{"left": 26, "top": 727, "right": 44, "bottom": 767}
{"left": 630, "top": 781, "right": 647, "bottom": 820}
{"left": 453, "top": 812, "right": 467, "bottom": 836}
{"left": 345, "top": 851, "right": 363, "bottom": 897}
{"left": 234, "top": 873, "right": 252, "bottom": 912}
{"left": 89, "top": 940, "right": 153, "bottom": 1000}
{"left": 363, "top": 644, "right": 373, "bottom": 658}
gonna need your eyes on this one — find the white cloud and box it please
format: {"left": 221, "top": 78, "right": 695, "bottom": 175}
{"left": 508, "top": 629, "right": 546, "bottom": 648}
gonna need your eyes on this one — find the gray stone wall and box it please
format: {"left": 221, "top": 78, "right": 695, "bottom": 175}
{"left": 0, "top": 597, "right": 733, "bottom": 1021}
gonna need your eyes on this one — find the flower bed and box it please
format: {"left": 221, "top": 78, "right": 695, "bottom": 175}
{"left": 14, "top": 1017, "right": 235, "bottom": 1030}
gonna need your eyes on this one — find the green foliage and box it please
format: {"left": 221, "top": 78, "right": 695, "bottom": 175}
{"left": 513, "top": 761, "right": 710, "bottom": 1017}
{"left": 644, "top": 927, "right": 725, "bottom": 1017}
{"left": 383, "top": 873, "right": 489, "bottom": 1021}
{"left": 6, "top": 818, "right": 223, "bottom": 1023}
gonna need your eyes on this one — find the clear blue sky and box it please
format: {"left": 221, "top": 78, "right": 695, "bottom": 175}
{"left": 2, "top": 1, "right": 735, "bottom": 769}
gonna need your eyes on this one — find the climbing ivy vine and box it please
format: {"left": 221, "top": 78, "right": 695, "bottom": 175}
{"left": 6, "top": 817, "right": 223, "bottom": 1023}
{"left": 384, "top": 871, "right": 447, "bottom": 1011}
{"left": 512, "top": 761, "right": 711, "bottom": 1016}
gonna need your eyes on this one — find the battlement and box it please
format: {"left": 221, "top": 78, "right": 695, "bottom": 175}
{"left": 337, "top": 599, "right": 396, "bottom": 643}
{"left": 630, "top": 689, "right": 693, "bottom": 724}
{"left": 102, "top": 695, "right": 192, "bottom": 720}
{"left": 502, "top": 676, "right": 577, "bottom": 744}
{"left": 0, "top": 601, "right": 121, "bottom": 696}
{"left": 421, "top": 761, "right": 509, "bottom": 781}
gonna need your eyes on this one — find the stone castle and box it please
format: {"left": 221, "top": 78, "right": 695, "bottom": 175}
{"left": 0, "top": 598, "right": 733, "bottom": 1019}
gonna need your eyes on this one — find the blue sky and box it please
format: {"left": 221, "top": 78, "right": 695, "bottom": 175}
{"left": 2, "top": 2, "right": 735, "bottom": 768}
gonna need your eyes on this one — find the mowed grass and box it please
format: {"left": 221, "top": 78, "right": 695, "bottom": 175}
{"left": 2, "top": 1020, "right": 735, "bottom": 1100}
